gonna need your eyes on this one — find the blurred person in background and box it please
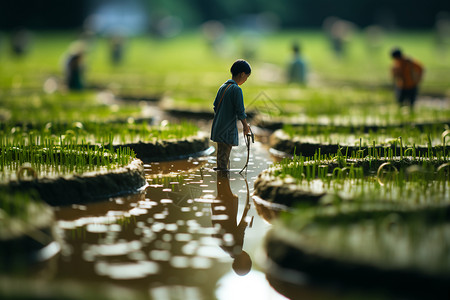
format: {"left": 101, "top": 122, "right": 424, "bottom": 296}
{"left": 10, "top": 28, "right": 31, "bottom": 57}
{"left": 323, "top": 17, "right": 355, "bottom": 59}
{"left": 64, "top": 42, "right": 86, "bottom": 91}
{"left": 110, "top": 34, "right": 125, "bottom": 66}
{"left": 287, "top": 42, "right": 307, "bottom": 85}
{"left": 435, "top": 11, "right": 450, "bottom": 59}
{"left": 390, "top": 48, "right": 424, "bottom": 109}
{"left": 364, "top": 25, "right": 384, "bottom": 54}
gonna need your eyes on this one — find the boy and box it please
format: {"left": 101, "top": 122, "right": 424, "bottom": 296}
{"left": 211, "top": 59, "right": 251, "bottom": 171}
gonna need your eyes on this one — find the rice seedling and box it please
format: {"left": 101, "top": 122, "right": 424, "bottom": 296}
{"left": 281, "top": 123, "right": 446, "bottom": 147}
{"left": 263, "top": 146, "right": 450, "bottom": 291}
{"left": 273, "top": 124, "right": 450, "bottom": 160}
{"left": 0, "top": 120, "right": 199, "bottom": 146}
{"left": 0, "top": 118, "right": 201, "bottom": 182}
{"left": 261, "top": 144, "right": 450, "bottom": 210}
{"left": 0, "top": 135, "right": 136, "bottom": 182}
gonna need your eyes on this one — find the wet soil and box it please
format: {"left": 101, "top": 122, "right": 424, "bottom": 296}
{"left": 120, "top": 136, "right": 213, "bottom": 162}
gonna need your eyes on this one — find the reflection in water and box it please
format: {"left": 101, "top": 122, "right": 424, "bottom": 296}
{"left": 213, "top": 171, "right": 252, "bottom": 276}
{"left": 4, "top": 140, "right": 292, "bottom": 299}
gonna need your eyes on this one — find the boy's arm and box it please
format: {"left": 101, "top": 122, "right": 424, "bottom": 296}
{"left": 391, "top": 63, "right": 399, "bottom": 81}
{"left": 241, "top": 119, "right": 250, "bottom": 136}
{"left": 213, "top": 94, "right": 219, "bottom": 112}
{"left": 414, "top": 61, "right": 424, "bottom": 83}
{"left": 234, "top": 88, "right": 250, "bottom": 135}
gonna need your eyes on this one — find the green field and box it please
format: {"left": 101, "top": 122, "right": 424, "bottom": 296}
{"left": 1, "top": 30, "right": 449, "bottom": 119}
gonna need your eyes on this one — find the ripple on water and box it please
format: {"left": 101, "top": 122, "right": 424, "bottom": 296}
{"left": 165, "top": 223, "right": 178, "bottom": 231}
{"left": 175, "top": 233, "right": 192, "bottom": 242}
{"left": 191, "top": 256, "right": 213, "bottom": 269}
{"left": 150, "top": 286, "right": 202, "bottom": 300}
{"left": 181, "top": 241, "right": 198, "bottom": 256}
{"left": 95, "top": 260, "right": 159, "bottom": 279}
{"left": 170, "top": 256, "right": 190, "bottom": 268}
{"left": 87, "top": 240, "right": 142, "bottom": 256}
{"left": 86, "top": 224, "right": 109, "bottom": 233}
{"left": 150, "top": 249, "right": 171, "bottom": 261}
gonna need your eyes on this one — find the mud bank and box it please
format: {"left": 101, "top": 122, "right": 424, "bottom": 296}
{"left": 4, "top": 159, "right": 146, "bottom": 206}
{"left": 264, "top": 211, "right": 450, "bottom": 299}
{"left": 120, "top": 136, "right": 212, "bottom": 162}
{"left": 269, "top": 129, "right": 449, "bottom": 158}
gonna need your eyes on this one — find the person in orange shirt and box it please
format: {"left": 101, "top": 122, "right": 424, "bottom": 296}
{"left": 390, "top": 48, "right": 424, "bottom": 108}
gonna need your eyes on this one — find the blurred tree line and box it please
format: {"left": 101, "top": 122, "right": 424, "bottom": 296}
{"left": 184, "top": 0, "right": 450, "bottom": 28}
{"left": 1, "top": 0, "right": 449, "bottom": 30}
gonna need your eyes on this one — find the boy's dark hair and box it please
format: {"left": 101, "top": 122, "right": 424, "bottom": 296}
{"left": 231, "top": 59, "right": 251, "bottom": 76}
{"left": 391, "top": 48, "right": 402, "bottom": 58}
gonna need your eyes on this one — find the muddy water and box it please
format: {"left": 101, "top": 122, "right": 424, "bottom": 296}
{"left": 48, "top": 140, "right": 289, "bottom": 299}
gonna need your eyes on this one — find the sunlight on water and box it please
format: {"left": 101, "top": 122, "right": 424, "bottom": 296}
{"left": 216, "top": 270, "right": 288, "bottom": 300}
{"left": 95, "top": 260, "right": 159, "bottom": 279}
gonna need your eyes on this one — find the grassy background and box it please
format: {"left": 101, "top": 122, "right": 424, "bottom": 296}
{"left": 0, "top": 29, "right": 449, "bottom": 123}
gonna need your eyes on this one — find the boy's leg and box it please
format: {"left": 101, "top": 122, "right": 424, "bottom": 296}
{"left": 408, "top": 87, "right": 418, "bottom": 107}
{"left": 396, "top": 88, "right": 406, "bottom": 106}
{"left": 217, "top": 142, "right": 232, "bottom": 170}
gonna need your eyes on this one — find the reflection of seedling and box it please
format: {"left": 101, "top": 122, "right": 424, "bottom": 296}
{"left": 0, "top": 188, "right": 49, "bottom": 242}
{"left": 377, "top": 162, "right": 398, "bottom": 186}
{"left": 17, "top": 163, "right": 37, "bottom": 181}
{"left": 149, "top": 173, "right": 205, "bottom": 207}
{"left": 437, "top": 162, "right": 450, "bottom": 181}
{"left": 405, "top": 165, "right": 424, "bottom": 181}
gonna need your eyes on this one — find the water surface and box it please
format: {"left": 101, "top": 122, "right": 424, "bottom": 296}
{"left": 49, "top": 140, "right": 287, "bottom": 299}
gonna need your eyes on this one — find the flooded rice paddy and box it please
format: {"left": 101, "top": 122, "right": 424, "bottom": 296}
{"left": 33, "top": 140, "right": 291, "bottom": 299}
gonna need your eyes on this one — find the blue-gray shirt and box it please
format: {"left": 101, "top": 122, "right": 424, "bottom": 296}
{"left": 210, "top": 80, "right": 247, "bottom": 146}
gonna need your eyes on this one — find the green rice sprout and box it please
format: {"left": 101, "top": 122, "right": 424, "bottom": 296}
{"left": 442, "top": 130, "right": 450, "bottom": 161}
